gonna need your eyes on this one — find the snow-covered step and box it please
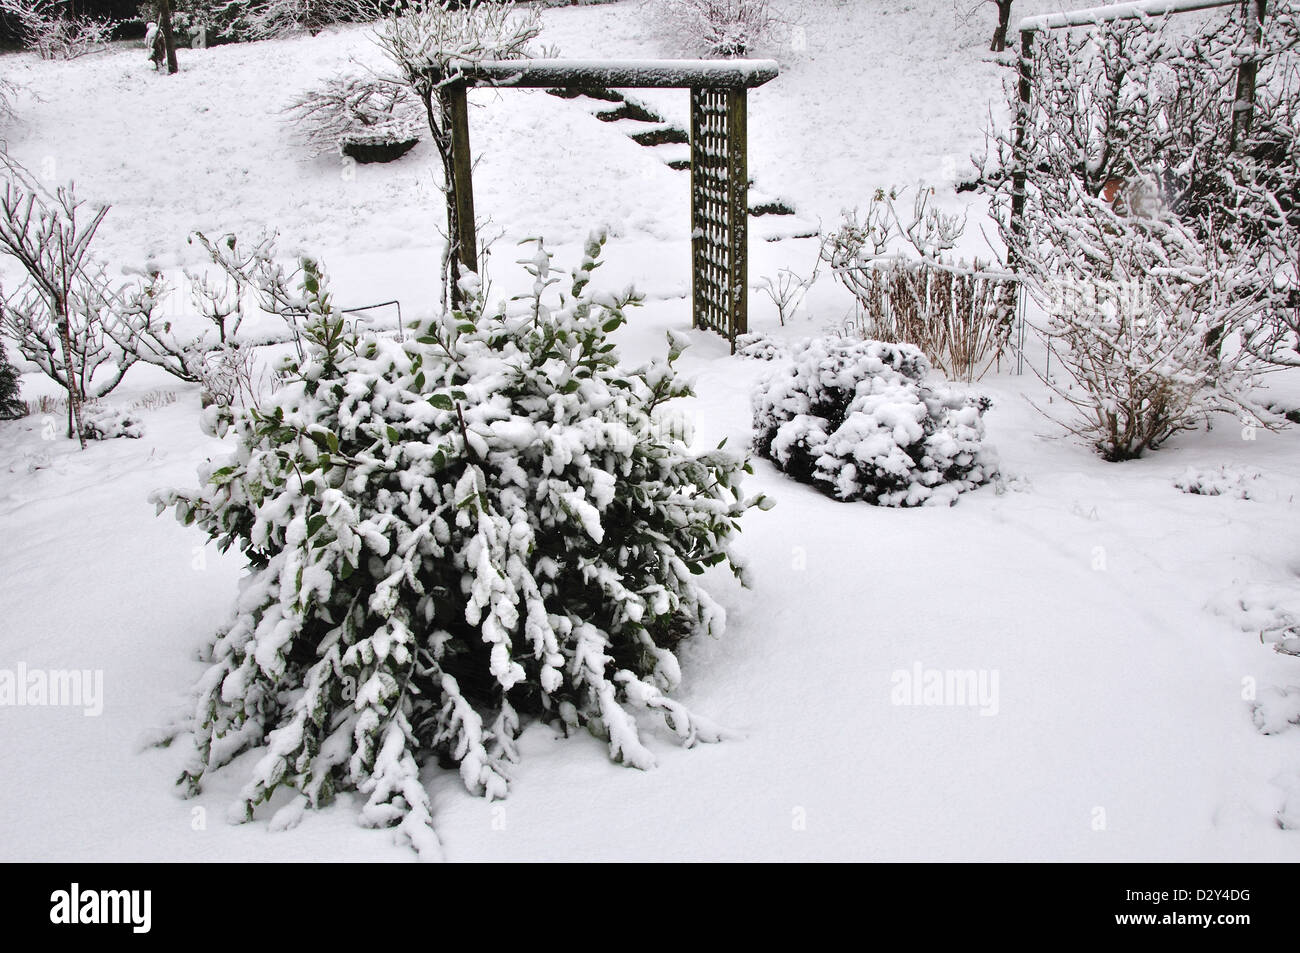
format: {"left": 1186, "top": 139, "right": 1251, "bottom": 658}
{"left": 748, "top": 190, "right": 799, "bottom": 217}
{"left": 754, "top": 214, "right": 821, "bottom": 243}
{"left": 652, "top": 142, "right": 691, "bottom": 169}
{"left": 590, "top": 99, "right": 661, "bottom": 124}
{"left": 624, "top": 122, "right": 690, "bottom": 147}
{"left": 544, "top": 86, "right": 622, "bottom": 104}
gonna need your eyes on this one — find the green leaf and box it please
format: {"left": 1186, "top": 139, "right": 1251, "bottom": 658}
{"left": 386, "top": 426, "right": 400, "bottom": 443}
{"left": 306, "top": 514, "right": 327, "bottom": 538}
{"left": 428, "top": 393, "right": 455, "bottom": 411}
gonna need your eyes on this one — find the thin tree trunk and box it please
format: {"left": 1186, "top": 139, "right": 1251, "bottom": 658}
{"left": 990, "top": 0, "right": 1013, "bottom": 52}
{"left": 1229, "top": 0, "right": 1266, "bottom": 153}
{"left": 54, "top": 305, "right": 86, "bottom": 449}
{"left": 158, "top": 0, "right": 179, "bottom": 75}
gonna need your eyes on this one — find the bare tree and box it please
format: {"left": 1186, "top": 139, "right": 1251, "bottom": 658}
{"left": 373, "top": 0, "right": 543, "bottom": 309}
{"left": 0, "top": 160, "right": 112, "bottom": 447}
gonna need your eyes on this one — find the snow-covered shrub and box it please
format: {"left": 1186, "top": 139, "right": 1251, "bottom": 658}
{"left": 753, "top": 337, "right": 997, "bottom": 506}
{"left": 825, "top": 187, "right": 1015, "bottom": 381}
{"left": 284, "top": 74, "right": 423, "bottom": 159}
{"left": 646, "top": 0, "right": 774, "bottom": 57}
{"left": 1017, "top": 185, "right": 1275, "bottom": 461}
{"left": 734, "top": 331, "right": 787, "bottom": 362}
{"left": 80, "top": 402, "right": 144, "bottom": 440}
{"left": 153, "top": 235, "right": 768, "bottom": 858}
{"left": 0, "top": 335, "right": 24, "bottom": 420}
{"left": 980, "top": 9, "right": 1298, "bottom": 459}
{"left": 245, "top": 0, "right": 363, "bottom": 39}
{"left": 0, "top": 0, "right": 112, "bottom": 59}
{"left": 1173, "top": 464, "right": 1261, "bottom": 500}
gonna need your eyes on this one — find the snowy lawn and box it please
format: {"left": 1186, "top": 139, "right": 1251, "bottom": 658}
{"left": 1, "top": 0, "right": 1298, "bottom": 861}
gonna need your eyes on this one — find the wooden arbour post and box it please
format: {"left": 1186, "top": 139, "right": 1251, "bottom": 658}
{"left": 428, "top": 59, "right": 778, "bottom": 350}
{"left": 441, "top": 80, "right": 479, "bottom": 285}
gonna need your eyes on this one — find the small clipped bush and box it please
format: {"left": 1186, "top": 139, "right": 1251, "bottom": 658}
{"left": 752, "top": 338, "right": 997, "bottom": 506}
{"left": 153, "top": 235, "right": 768, "bottom": 859}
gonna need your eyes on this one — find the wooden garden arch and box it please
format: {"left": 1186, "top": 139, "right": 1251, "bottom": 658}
{"left": 426, "top": 59, "right": 779, "bottom": 350}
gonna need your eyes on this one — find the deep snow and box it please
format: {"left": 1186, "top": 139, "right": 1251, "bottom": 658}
{"left": 1, "top": 0, "right": 1298, "bottom": 861}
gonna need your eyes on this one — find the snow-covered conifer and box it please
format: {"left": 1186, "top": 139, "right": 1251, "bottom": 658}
{"left": 0, "top": 335, "right": 24, "bottom": 420}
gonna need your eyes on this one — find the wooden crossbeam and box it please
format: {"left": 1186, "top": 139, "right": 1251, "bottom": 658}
{"left": 429, "top": 58, "right": 779, "bottom": 90}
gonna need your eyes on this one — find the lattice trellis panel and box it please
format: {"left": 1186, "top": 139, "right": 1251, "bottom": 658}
{"left": 690, "top": 87, "right": 748, "bottom": 350}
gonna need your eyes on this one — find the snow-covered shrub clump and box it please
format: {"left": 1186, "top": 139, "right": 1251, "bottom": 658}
{"left": 646, "top": 0, "right": 775, "bottom": 57}
{"left": 81, "top": 402, "right": 144, "bottom": 440}
{"left": 734, "top": 331, "right": 787, "bottom": 362}
{"left": 1173, "top": 464, "right": 1261, "bottom": 500}
{"left": 153, "top": 235, "right": 769, "bottom": 859}
{"left": 752, "top": 338, "right": 996, "bottom": 506}
{"left": 245, "top": 0, "right": 359, "bottom": 39}
{"left": 283, "top": 74, "right": 423, "bottom": 159}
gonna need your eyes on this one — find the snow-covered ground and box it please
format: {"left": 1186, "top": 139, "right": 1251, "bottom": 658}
{"left": 1, "top": 0, "right": 1298, "bottom": 861}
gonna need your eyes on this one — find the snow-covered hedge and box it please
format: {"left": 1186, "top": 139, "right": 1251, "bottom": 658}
{"left": 153, "top": 235, "right": 769, "bottom": 859}
{"left": 752, "top": 338, "right": 997, "bottom": 506}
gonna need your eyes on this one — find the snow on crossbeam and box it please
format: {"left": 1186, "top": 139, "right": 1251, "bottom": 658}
{"left": 1018, "top": 0, "right": 1234, "bottom": 33}
{"left": 429, "top": 58, "right": 780, "bottom": 89}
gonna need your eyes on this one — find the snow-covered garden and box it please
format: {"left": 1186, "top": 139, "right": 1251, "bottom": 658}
{"left": 1, "top": 0, "right": 1299, "bottom": 862}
